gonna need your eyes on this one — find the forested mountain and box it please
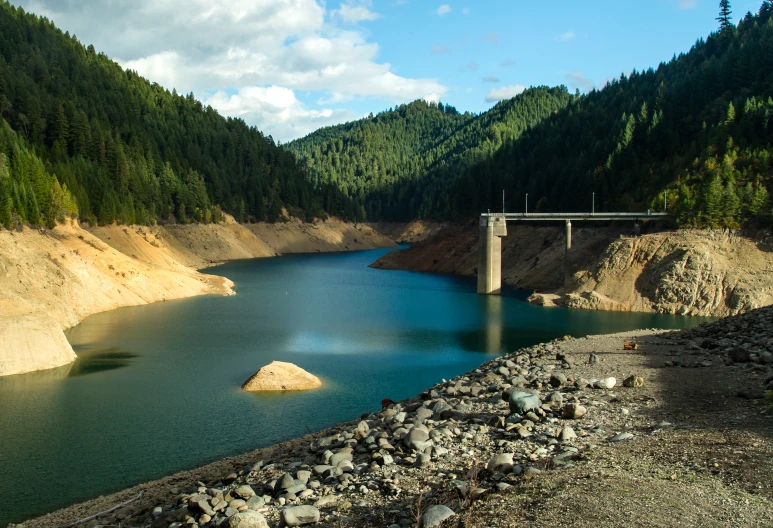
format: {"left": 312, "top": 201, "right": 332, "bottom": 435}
{"left": 288, "top": 87, "right": 574, "bottom": 220}
{"left": 292, "top": 2, "right": 773, "bottom": 227}
{"left": 0, "top": 1, "right": 361, "bottom": 229}
{"left": 450, "top": 1, "right": 773, "bottom": 227}
{"left": 4, "top": 0, "right": 771, "bottom": 230}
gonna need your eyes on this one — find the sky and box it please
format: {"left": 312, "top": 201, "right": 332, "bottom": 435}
{"left": 11, "top": 0, "right": 767, "bottom": 142}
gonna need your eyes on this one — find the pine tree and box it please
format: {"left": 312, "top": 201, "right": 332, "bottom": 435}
{"left": 26, "top": 184, "right": 41, "bottom": 226}
{"left": 718, "top": 0, "right": 733, "bottom": 32}
{"left": 725, "top": 102, "right": 736, "bottom": 124}
{"left": 704, "top": 172, "right": 724, "bottom": 225}
{"left": 722, "top": 182, "right": 740, "bottom": 224}
{"left": 749, "top": 184, "right": 770, "bottom": 216}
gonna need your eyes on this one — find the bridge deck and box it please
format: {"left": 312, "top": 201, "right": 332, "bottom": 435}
{"left": 481, "top": 212, "right": 669, "bottom": 221}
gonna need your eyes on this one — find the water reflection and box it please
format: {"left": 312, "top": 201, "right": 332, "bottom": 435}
{"left": 482, "top": 295, "right": 504, "bottom": 354}
{"left": 68, "top": 346, "right": 139, "bottom": 377}
{"left": 0, "top": 362, "right": 73, "bottom": 388}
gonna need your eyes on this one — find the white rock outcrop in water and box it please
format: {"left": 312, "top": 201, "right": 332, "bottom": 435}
{"left": 0, "top": 314, "right": 77, "bottom": 376}
{"left": 241, "top": 361, "right": 322, "bottom": 392}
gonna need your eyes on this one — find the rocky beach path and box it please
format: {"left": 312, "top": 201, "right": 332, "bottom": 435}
{"left": 18, "top": 308, "right": 773, "bottom": 528}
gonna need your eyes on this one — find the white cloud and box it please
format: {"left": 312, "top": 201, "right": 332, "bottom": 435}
{"left": 461, "top": 61, "right": 479, "bottom": 71}
{"left": 566, "top": 71, "right": 595, "bottom": 92}
{"left": 431, "top": 44, "right": 451, "bottom": 55}
{"left": 122, "top": 51, "right": 182, "bottom": 90}
{"left": 482, "top": 76, "right": 499, "bottom": 83}
{"left": 334, "top": 1, "right": 381, "bottom": 23}
{"left": 485, "top": 84, "right": 526, "bottom": 103}
{"left": 462, "top": 7, "right": 470, "bottom": 15}
{"left": 557, "top": 31, "right": 575, "bottom": 42}
{"left": 203, "top": 86, "right": 355, "bottom": 141}
{"left": 16, "top": 0, "right": 446, "bottom": 141}
{"left": 499, "top": 59, "right": 517, "bottom": 68}
{"left": 436, "top": 4, "right": 452, "bottom": 16}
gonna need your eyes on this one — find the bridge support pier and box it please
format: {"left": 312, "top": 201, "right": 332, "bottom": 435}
{"left": 477, "top": 216, "right": 507, "bottom": 295}
{"left": 564, "top": 220, "right": 572, "bottom": 286}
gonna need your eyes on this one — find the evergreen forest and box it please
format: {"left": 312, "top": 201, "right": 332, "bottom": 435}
{"left": 291, "top": 1, "right": 773, "bottom": 227}
{"left": 0, "top": 1, "right": 362, "bottom": 229}
{"left": 288, "top": 88, "right": 574, "bottom": 220}
{"left": 1, "top": 0, "right": 772, "bottom": 229}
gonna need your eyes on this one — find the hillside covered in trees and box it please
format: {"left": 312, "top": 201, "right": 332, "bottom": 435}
{"left": 0, "top": 1, "right": 361, "bottom": 229}
{"left": 450, "top": 0, "right": 773, "bottom": 227}
{"left": 292, "top": 1, "right": 773, "bottom": 227}
{"left": 288, "top": 87, "right": 574, "bottom": 220}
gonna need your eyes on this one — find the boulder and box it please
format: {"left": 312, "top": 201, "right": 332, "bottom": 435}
{"left": 235, "top": 485, "right": 256, "bottom": 499}
{"left": 562, "top": 403, "right": 586, "bottom": 419}
{"left": 508, "top": 391, "right": 542, "bottom": 414}
{"left": 595, "top": 377, "right": 617, "bottom": 390}
{"left": 242, "top": 361, "right": 322, "bottom": 392}
{"left": 280, "top": 505, "right": 320, "bottom": 527}
{"left": 623, "top": 375, "right": 644, "bottom": 388}
{"left": 486, "top": 453, "right": 514, "bottom": 473}
{"left": 228, "top": 511, "right": 269, "bottom": 528}
{"left": 420, "top": 505, "right": 455, "bottom": 527}
{"left": 728, "top": 347, "right": 751, "bottom": 363}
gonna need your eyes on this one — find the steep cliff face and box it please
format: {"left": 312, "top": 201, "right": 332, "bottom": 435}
{"left": 0, "top": 221, "right": 233, "bottom": 376}
{"left": 371, "top": 226, "right": 773, "bottom": 318}
{"left": 563, "top": 231, "right": 773, "bottom": 317}
{"left": 0, "top": 218, "right": 396, "bottom": 377}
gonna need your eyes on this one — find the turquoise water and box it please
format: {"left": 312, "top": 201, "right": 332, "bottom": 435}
{"left": 0, "top": 247, "right": 709, "bottom": 525}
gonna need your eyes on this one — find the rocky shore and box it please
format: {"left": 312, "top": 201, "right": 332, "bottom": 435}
{"left": 371, "top": 226, "right": 773, "bottom": 318}
{"left": 21, "top": 307, "right": 773, "bottom": 528}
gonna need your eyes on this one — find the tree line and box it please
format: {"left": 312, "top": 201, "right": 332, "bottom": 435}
{"left": 288, "top": 88, "right": 575, "bottom": 221}
{"left": 292, "top": 1, "right": 773, "bottom": 228}
{"left": 0, "top": 1, "right": 362, "bottom": 230}
{"left": 3, "top": 0, "right": 770, "bottom": 230}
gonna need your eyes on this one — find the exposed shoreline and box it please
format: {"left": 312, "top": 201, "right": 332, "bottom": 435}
{"left": 5, "top": 220, "right": 773, "bottom": 526}
{"left": 371, "top": 225, "right": 773, "bottom": 318}
{"left": 0, "top": 216, "right": 397, "bottom": 377}
{"left": 18, "top": 312, "right": 773, "bottom": 528}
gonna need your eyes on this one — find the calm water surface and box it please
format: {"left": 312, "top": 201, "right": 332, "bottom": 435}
{"left": 0, "top": 247, "right": 710, "bottom": 524}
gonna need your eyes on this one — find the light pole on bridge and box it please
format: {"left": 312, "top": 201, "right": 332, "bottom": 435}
{"left": 525, "top": 193, "right": 528, "bottom": 215}
{"left": 592, "top": 192, "right": 595, "bottom": 215}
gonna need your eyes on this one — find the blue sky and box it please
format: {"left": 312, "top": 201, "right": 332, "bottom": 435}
{"left": 13, "top": 0, "right": 766, "bottom": 141}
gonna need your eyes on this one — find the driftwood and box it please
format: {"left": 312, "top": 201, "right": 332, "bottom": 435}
{"left": 60, "top": 491, "right": 143, "bottom": 528}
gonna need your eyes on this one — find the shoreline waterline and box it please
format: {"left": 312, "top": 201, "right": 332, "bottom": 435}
{"left": 1, "top": 248, "right": 710, "bottom": 526}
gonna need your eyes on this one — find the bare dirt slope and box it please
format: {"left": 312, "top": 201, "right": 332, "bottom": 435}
{"left": 0, "top": 217, "right": 396, "bottom": 377}
{"left": 372, "top": 225, "right": 773, "bottom": 317}
{"left": 0, "top": 221, "right": 232, "bottom": 377}
{"left": 562, "top": 229, "right": 773, "bottom": 316}
{"left": 366, "top": 220, "right": 447, "bottom": 244}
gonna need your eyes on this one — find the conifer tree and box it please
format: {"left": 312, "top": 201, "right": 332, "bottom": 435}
{"left": 703, "top": 172, "right": 724, "bottom": 225}
{"left": 749, "top": 184, "right": 770, "bottom": 216}
{"left": 718, "top": 0, "right": 733, "bottom": 32}
{"left": 26, "top": 184, "right": 40, "bottom": 226}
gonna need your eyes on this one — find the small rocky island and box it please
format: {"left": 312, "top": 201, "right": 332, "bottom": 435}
{"left": 242, "top": 361, "right": 322, "bottom": 392}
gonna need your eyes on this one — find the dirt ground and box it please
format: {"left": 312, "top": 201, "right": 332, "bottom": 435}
{"left": 454, "top": 331, "right": 773, "bottom": 528}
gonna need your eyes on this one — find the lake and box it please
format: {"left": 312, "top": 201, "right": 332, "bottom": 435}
{"left": 0, "top": 247, "right": 709, "bottom": 525}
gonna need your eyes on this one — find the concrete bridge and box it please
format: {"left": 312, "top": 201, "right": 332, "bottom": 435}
{"left": 477, "top": 212, "right": 670, "bottom": 295}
